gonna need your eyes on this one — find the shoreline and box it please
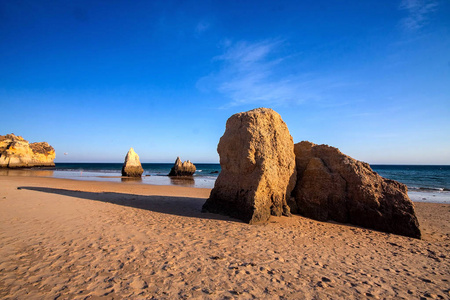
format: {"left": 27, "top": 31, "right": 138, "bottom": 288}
{"left": 1, "top": 175, "right": 449, "bottom": 299}
{"left": 408, "top": 190, "right": 450, "bottom": 203}
{"left": 0, "top": 168, "right": 218, "bottom": 189}
{"left": 1, "top": 168, "right": 450, "bottom": 204}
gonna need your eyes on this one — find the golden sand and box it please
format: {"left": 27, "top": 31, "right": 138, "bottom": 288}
{"left": 0, "top": 176, "right": 449, "bottom": 299}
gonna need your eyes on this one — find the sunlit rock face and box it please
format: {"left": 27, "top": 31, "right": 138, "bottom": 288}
{"left": 121, "top": 148, "right": 144, "bottom": 177}
{"left": 0, "top": 134, "right": 55, "bottom": 168}
{"left": 291, "top": 141, "right": 421, "bottom": 239}
{"left": 202, "top": 108, "right": 296, "bottom": 224}
{"left": 168, "top": 157, "right": 196, "bottom": 176}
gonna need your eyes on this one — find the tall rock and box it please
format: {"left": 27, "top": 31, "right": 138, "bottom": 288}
{"left": 0, "top": 134, "right": 55, "bottom": 168}
{"left": 202, "top": 108, "right": 296, "bottom": 224}
{"left": 121, "top": 148, "right": 144, "bottom": 177}
{"left": 291, "top": 141, "right": 421, "bottom": 238}
{"left": 168, "top": 157, "right": 196, "bottom": 176}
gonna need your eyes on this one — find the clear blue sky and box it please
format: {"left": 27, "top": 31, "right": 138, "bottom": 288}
{"left": 1, "top": 0, "right": 449, "bottom": 164}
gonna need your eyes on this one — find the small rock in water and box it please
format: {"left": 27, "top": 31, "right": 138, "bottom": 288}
{"left": 121, "top": 148, "right": 144, "bottom": 177}
{"left": 168, "top": 157, "right": 196, "bottom": 176}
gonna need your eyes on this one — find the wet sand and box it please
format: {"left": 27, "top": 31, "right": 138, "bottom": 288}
{"left": 0, "top": 176, "right": 449, "bottom": 299}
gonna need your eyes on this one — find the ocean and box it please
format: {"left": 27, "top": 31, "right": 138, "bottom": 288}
{"left": 2, "top": 163, "right": 449, "bottom": 203}
{"left": 49, "top": 163, "right": 221, "bottom": 189}
{"left": 370, "top": 165, "right": 450, "bottom": 204}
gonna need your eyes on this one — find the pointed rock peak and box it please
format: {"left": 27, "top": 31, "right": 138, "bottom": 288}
{"left": 124, "top": 148, "right": 141, "bottom": 165}
{"left": 122, "top": 147, "right": 144, "bottom": 177}
{"left": 127, "top": 147, "right": 136, "bottom": 155}
{"left": 169, "top": 157, "right": 196, "bottom": 176}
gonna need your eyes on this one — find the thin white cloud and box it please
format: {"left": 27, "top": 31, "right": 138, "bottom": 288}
{"left": 399, "top": 0, "right": 438, "bottom": 31}
{"left": 197, "top": 40, "right": 349, "bottom": 108}
{"left": 195, "top": 20, "right": 210, "bottom": 36}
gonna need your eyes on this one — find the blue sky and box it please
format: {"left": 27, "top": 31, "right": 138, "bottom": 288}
{"left": 1, "top": 0, "right": 449, "bottom": 164}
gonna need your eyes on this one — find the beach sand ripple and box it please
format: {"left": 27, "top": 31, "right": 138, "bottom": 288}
{"left": 0, "top": 176, "right": 449, "bottom": 299}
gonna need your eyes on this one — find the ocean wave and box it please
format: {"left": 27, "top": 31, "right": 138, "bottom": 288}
{"left": 409, "top": 186, "right": 448, "bottom": 192}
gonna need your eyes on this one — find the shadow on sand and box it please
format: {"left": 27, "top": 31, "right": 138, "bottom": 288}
{"left": 18, "top": 186, "right": 239, "bottom": 223}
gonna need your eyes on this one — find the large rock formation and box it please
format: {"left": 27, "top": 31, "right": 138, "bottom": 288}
{"left": 202, "top": 108, "right": 296, "bottom": 224}
{"left": 168, "top": 157, "right": 196, "bottom": 176}
{"left": 121, "top": 148, "right": 144, "bottom": 177}
{"left": 291, "top": 141, "right": 421, "bottom": 238}
{"left": 0, "top": 134, "right": 55, "bottom": 168}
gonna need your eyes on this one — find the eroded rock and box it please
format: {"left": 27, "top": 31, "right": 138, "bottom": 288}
{"left": 168, "top": 157, "right": 196, "bottom": 176}
{"left": 0, "top": 134, "right": 55, "bottom": 168}
{"left": 121, "top": 148, "right": 144, "bottom": 177}
{"left": 291, "top": 141, "right": 421, "bottom": 238}
{"left": 202, "top": 108, "right": 296, "bottom": 224}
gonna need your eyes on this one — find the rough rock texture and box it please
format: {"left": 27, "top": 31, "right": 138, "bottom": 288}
{"left": 291, "top": 141, "right": 421, "bottom": 238}
{"left": 121, "top": 148, "right": 144, "bottom": 177}
{"left": 202, "top": 108, "right": 296, "bottom": 224}
{"left": 168, "top": 157, "right": 196, "bottom": 176}
{"left": 0, "top": 134, "right": 55, "bottom": 168}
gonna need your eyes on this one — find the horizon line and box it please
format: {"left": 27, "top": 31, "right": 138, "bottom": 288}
{"left": 53, "top": 162, "right": 450, "bottom": 166}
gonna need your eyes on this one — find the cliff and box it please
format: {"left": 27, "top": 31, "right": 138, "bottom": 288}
{"left": 0, "top": 134, "right": 55, "bottom": 168}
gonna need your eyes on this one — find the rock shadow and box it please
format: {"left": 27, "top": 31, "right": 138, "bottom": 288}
{"left": 18, "top": 186, "right": 239, "bottom": 223}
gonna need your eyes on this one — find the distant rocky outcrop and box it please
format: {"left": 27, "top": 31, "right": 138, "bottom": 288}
{"left": 0, "top": 134, "right": 55, "bottom": 168}
{"left": 202, "top": 108, "right": 296, "bottom": 224}
{"left": 168, "top": 157, "right": 196, "bottom": 176}
{"left": 291, "top": 141, "right": 421, "bottom": 238}
{"left": 121, "top": 148, "right": 144, "bottom": 177}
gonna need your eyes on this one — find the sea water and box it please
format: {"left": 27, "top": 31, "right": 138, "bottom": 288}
{"left": 52, "top": 163, "right": 450, "bottom": 203}
{"left": 371, "top": 165, "right": 450, "bottom": 204}
{"left": 2, "top": 163, "right": 448, "bottom": 203}
{"left": 51, "top": 163, "right": 221, "bottom": 189}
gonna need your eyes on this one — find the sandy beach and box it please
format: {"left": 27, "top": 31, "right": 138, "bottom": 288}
{"left": 0, "top": 176, "right": 449, "bottom": 299}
